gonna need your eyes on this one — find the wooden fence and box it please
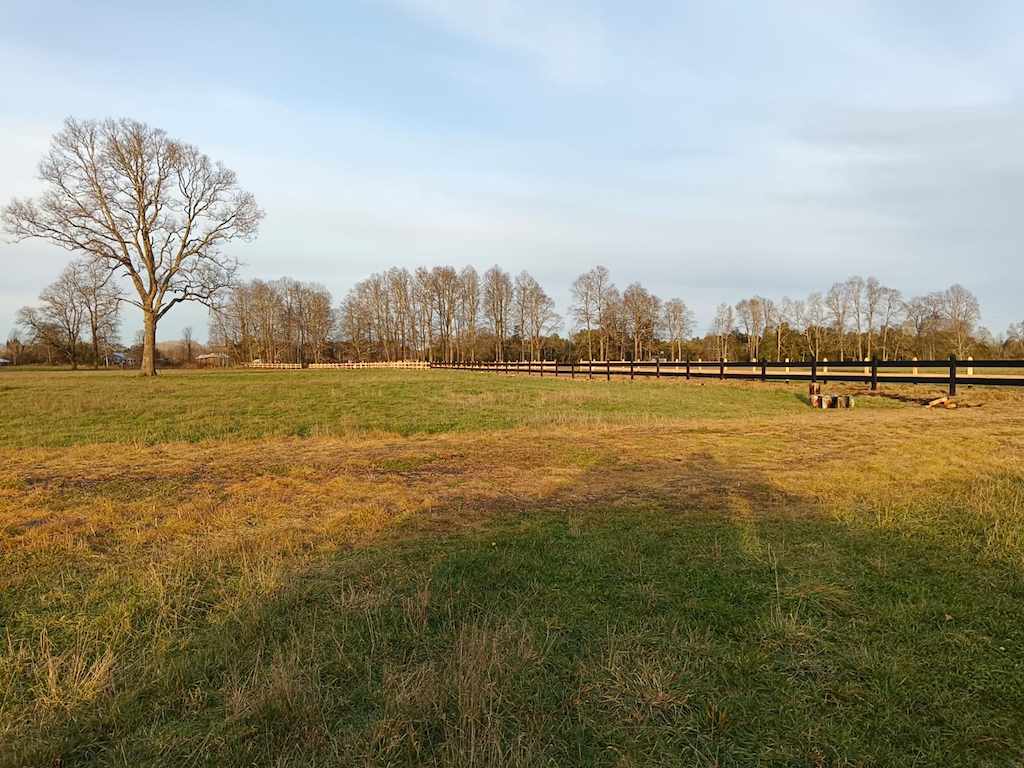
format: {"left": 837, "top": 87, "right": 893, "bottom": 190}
{"left": 308, "top": 361, "right": 430, "bottom": 370}
{"left": 246, "top": 361, "right": 430, "bottom": 370}
{"left": 430, "top": 356, "right": 1024, "bottom": 396}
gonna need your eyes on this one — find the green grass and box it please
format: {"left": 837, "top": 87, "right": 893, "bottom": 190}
{"left": 0, "top": 368, "right": 896, "bottom": 447}
{"left": 1, "top": 369, "right": 1022, "bottom": 766}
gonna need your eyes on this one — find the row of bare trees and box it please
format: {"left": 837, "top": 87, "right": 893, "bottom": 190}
{"left": 332, "top": 265, "right": 693, "bottom": 363}
{"left": 569, "top": 266, "right": 696, "bottom": 361}
{"left": 711, "top": 277, "right": 986, "bottom": 363}
{"left": 13, "top": 260, "right": 121, "bottom": 368}
{"left": 11, "top": 261, "right": 1019, "bottom": 368}
{"left": 209, "top": 278, "right": 335, "bottom": 364}
{"left": 335, "top": 266, "right": 561, "bottom": 363}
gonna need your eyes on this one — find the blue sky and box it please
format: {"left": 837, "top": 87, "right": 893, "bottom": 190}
{"left": 2, "top": 0, "right": 1022, "bottom": 343}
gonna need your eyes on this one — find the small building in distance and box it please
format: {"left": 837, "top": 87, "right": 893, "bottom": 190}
{"left": 0, "top": 358, "right": 10, "bottom": 366}
{"left": 106, "top": 351, "right": 139, "bottom": 367}
{"left": 197, "top": 353, "right": 230, "bottom": 367}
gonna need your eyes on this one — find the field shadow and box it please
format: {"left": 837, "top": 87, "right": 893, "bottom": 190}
{"left": 6, "top": 443, "right": 1024, "bottom": 767}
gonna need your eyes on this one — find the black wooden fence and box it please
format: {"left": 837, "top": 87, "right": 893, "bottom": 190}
{"left": 431, "top": 356, "right": 1024, "bottom": 396}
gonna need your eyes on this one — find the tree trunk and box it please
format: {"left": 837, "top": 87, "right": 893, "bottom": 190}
{"left": 141, "top": 309, "right": 158, "bottom": 376}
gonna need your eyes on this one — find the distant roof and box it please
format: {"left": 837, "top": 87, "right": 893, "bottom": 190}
{"left": 0, "top": 358, "right": 9, "bottom": 364}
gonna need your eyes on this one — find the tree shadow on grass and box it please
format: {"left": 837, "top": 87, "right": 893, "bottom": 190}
{"left": 6, "top": 450, "right": 1024, "bottom": 767}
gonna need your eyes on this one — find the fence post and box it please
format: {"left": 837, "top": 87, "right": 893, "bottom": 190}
{"left": 571, "top": 361, "right": 575, "bottom": 379}
{"left": 630, "top": 360, "right": 634, "bottom": 380}
{"left": 719, "top": 358, "right": 725, "bottom": 380}
{"left": 686, "top": 357, "right": 690, "bottom": 380}
{"left": 912, "top": 357, "right": 918, "bottom": 376}
{"left": 761, "top": 358, "right": 766, "bottom": 383}
{"left": 589, "top": 360, "right": 593, "bottom": 380}
{"left": 811, "top": 356, "right": 817, "bottom": 385}
{"left": 949, "top": 354, "right": 957, "bottom": 396}
{"left": 656, "top": 358, "right": 661, "bottom": 378}
{"left": 606, "top": 360, "right": 611, "bottom": 381}
{"left": 871, "top": 357, "right": 878, "bottom": 391}
{"left": 554, "top": 359, "right": 558, "bottom": 377}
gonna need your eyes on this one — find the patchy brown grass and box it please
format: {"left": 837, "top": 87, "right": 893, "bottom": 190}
{"left": 2, "top": 394, "right": 1023, "bottom": 569}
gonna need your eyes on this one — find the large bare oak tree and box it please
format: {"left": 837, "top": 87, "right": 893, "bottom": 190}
{"left": 2, "top": 117, "right": 263, "bottom": 375}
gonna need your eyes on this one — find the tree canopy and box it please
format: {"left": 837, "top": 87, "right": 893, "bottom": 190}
{"left": 2, "top": 117, "right": 263, "bottom": 374}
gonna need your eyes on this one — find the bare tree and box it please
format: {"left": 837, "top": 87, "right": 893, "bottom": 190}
{"left": 3, "top": 336, "right": 26, "bottom": 365}
{"left": 457, "top": 266, "right": 481, "bottom": 362}
{"left": 863, "top": 277, "right": 884, "bottom": 359}
{"left": 430, "top": 266, "right": 460, "bottom": 364}
{"left": 338, "top": 283, "right": 373, "bottom": 361}
{"left": 72, "top": 259, "right": 121, "bottom": 368}
{"left": 942, "top": 283, "right": 981, "bottom": 358}
{"left": 3, "top": 117, "right": 263, "bottom": 375}
{"left": 845, "top": 276, "right": 866, "bottom": 359}
{"left": 570, "top": 267, "right": 612, "bottom": 361}
{"left": 903, "top": 293, "right": 944, "bottom": 359}
{"left": 1007, "top": 321, "right": 1024, "bottom": 358}
{"left": 878, "top": 287, "right": 903, "bottom": 360}
{"left": 767, "top": 297, "right": 794, "bottom": 361}
{"left": 662, "top": 298, "right": 695, "bottom": 361}
{"left": 825, "top": 282, "right": 851, "bottom": 360}
{"left": 181, "top": 326, "right": 198, "bottom": 365}
{"left": 513, "top": 271, "right": 560, "bottom": 360}
{"left": 591, "top": 267, "right": 616, "bottom": 360}
{"left": 300, "top": 283, "right": 336, "bottom": 363}
{"left": 387, "top": 267, "right": 414, "bottom": 360}
{"left": 16, "top": 264, "right": 86, "bottom": 368}
{"left": 735, "top": 297, "right": 767, "bottom": 361}
{"left": 600, "top": 286, "right": 625, "bottom": 359}
{"left": 622, "top": 282, "right": 661, "bottom": 361}
{"left": 708, "top": 302, "right": 734, "bottom": 361}
{"left": 803, "top": 292, "right": 827, "bottom": 360}
{"left": 483, "top": 265, "right": 513, "bottom": 362}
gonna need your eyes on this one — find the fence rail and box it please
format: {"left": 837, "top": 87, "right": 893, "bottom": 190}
{"left": 308, "top": 361, "right": 430, "bottom": 370}
{"left": 246, "top": 361, "right": 430, "bottom": 370}
{"left": 429, "top": 356, "right": 1024, "bottom": 395}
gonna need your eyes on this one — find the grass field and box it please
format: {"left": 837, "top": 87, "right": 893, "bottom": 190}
{"left": 1, "top": 369, "right": 1023, "bottom": 766}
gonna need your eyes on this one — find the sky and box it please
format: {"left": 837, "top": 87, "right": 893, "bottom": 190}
{"left": 1, "top": 0, "right": 1022, "bottom": 344}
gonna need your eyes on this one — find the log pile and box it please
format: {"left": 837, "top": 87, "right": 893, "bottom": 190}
{"left": 808, "top": 385, "right": 854, "bottom": 408}
{"left": 923, "top": 396, "right": 958, "bottom": 409}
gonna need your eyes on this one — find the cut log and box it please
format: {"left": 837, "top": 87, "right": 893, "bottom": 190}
{"left": 924, "top": 396, "right": 949, "bottom": 409}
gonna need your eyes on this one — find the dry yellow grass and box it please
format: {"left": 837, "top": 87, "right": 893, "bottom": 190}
{"left": 2, "top": 390, "right": 1022, "bottom": 569}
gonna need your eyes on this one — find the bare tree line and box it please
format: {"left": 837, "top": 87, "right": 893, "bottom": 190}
{"left": 12, "top": 259, "right": 121, "bottom": 368}
{"left": 712, "top": 277, "right": 987, "bottom": 363}
{"left": 208, "top": 277, "right": 335, "bottom": 364}
{"left": 10, "top": 261, "right": 1024, "bottom": 368}
{"left": 333, "top": 266, "right": 561, "bottom": 363}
